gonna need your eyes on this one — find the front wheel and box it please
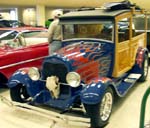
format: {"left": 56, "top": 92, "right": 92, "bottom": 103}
{"left": 84, "top": 87, "right": 113, "bottom": 128}
{"left": 10, "top": 84, "right": 30, "bottom": 103}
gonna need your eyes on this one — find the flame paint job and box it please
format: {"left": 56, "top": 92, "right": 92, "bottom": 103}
{"left": 57, "top": 40, "right": 114, "bottom": 82}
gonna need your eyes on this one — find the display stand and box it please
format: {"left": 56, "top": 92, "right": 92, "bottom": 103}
{"left": 139, "top": 87, "right": 150, "bottom": 128}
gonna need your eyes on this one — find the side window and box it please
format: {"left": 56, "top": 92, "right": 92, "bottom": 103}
{"left": 147, "top": 15, "right": 150, "bottom": 46}
{"left": 118, "top": 18, "right": 130, "bottom": 42}
{"left": 23, "top": 31, "right": 48, "bottom": 46}
{"left": 133, "top": 14, "right": 146, "bottom": 36}
{"left": 148, "top": 15, "right": 150, "bottom": 30}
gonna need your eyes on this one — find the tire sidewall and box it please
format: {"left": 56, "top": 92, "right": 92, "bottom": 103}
{"left": 139, "top": 54, "right": 149, "bottom": 82}
{"left": 84, "top": 87, "right": 113, "bottom": 128}
{"left": 10, "top": 84, "right": 29, "bottom": 103}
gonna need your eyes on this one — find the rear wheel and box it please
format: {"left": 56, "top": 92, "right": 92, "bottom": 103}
{"left": 84, "top": 87, "right": 113, "bottom": 128}
{"left": 139, "top": 54, "right": 149, "bottom": 82}
{"left": 10, "top": 84, "right": 30, "bottom": 103}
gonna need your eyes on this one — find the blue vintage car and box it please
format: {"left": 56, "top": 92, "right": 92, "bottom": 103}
{"left": 8, "top": 4, "right": 149, "bottom": 128}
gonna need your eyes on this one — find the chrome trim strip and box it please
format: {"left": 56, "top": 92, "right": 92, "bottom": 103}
{"left": 0, "top": 56, "right": 48, "bottom": 70}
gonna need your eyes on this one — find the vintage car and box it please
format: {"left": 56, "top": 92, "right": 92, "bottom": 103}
{"left": 8, "top": 3, "right": 149, "bottom": 128}
{"left": 0, "top": 27, "right": 48, "bottom": 87}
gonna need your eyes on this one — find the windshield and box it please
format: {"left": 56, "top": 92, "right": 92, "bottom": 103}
{"left": 22, "top": 30, "right": 48, "bottom": 46}
{"left": 0, "top": 30, "right": 48, "bottom": 48}
{"left": 62, "top": 21, "right": 113, "bottom": 41}
{"left": 0, "top": 30, "right": 18, "bottom": 40}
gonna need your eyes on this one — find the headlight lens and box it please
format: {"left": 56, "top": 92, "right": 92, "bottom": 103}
{"left": 28, "top": 67, "right": 40, "bottom": 81}
{"left": 66, "top": 72, "right": 81, "bottom": 87}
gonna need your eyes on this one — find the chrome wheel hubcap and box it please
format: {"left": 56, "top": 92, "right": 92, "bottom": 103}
{"left": 144, "top": 59, "right": 148, "bottom": 77}
{"left": 100, "top": 92, "right": 113, "bottom": 121}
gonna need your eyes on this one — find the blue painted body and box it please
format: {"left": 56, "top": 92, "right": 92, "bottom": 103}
{"left": 8, "top": 39, "right": 147, "bottom": 110}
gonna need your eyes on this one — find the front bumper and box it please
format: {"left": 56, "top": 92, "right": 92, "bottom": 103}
{"left": 0, "top": 95, "right": 90, "bottom": 127}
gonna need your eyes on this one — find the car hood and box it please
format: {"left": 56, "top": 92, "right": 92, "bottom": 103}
{"left": 43, "top": 40, "right": 114, "bottom": 82}
{"left": 55, "top": 41, "right": 113, "bottom": 67}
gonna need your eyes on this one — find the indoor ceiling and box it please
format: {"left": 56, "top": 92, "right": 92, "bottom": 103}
{"left": 0, "top": 0, "right": 150, "bottom": 10}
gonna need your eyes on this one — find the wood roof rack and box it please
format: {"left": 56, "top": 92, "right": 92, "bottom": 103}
{"left": 103, "top": 0, "right": 141, "bottom": 11}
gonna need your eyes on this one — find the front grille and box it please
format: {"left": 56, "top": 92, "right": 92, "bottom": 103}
{"left": 42, "top": 62, "right": 68, "bottom": 83}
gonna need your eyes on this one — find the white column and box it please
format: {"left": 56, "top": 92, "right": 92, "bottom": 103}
{"left": 36, "top": 4, "right": 45, "bottom": 27}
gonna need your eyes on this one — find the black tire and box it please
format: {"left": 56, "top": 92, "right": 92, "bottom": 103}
{"left": 84, "top": 87, "right": 113, "bottom": 128}
{"left": 0, "top": 74, "right": 8, "bottom": 88}
{"left": 10, "top": 84, "right": 30, "bottom": 103}
{"left": 139, "top": 54, "right": 149, "bottom": 82}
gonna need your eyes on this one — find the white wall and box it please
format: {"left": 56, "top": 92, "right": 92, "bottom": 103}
{"left": 45, "top": 8, "right": 63, "bottom": 20}
{"left": 0, "top": 12, "right": 10, "bottom": 20}
{"left": 22, "top": 8, "right": 36, "bottom": 26}
{"left": 0, "top": 8, "right": 17, "bottom": 20}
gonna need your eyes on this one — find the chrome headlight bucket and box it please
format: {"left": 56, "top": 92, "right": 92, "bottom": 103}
{"left": 66, "top": 72, "right": 81, "bottom": 87}
{"left": 28, "top": 67, "right": 40, "bottom": 81}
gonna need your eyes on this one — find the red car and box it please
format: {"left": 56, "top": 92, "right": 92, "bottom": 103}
{"left": 0, "top": 27, "right": 49, "bottom": 87}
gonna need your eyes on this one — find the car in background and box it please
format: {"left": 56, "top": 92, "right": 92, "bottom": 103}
{"left": 0, "top": 27, "right": 49, "bottom": 87}
{"left": 0, "top": 19, "right": 29, "bottom": 28}
{"left": 7, "top": 1, "right": 149, "bottom": 128}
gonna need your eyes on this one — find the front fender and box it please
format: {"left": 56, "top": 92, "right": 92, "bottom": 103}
{"left": 8, "top": 68, "right": 31, "bottom": 88}
{"left": 8, "top": 68, "right": 47, "bottom": 99}
{"left": 81, "top": 77, "right": 112, "bottom": 105}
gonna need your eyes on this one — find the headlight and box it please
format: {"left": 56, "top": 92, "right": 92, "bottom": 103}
{"left": 66, "top": 72, "right": 81, "bottom": 87}
{"left": 28, "top": 67, "right": 40, "bottom": 81}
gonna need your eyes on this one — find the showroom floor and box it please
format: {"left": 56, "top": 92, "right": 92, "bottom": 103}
{"left": 0, "top": 71, "right": 150, "bottom": 128}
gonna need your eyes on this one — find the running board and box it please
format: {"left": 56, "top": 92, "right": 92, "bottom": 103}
{"left": 116, "top": 73, "right": 141, "bottom": 96}
{"left": 127, "top": 73, "right": 141, "bottom": 79}
{"left": 0, "top": 95, "right": 90, "bottom": 127}
{"left": 124, "top": 73, "right": 141, "bottom": 83}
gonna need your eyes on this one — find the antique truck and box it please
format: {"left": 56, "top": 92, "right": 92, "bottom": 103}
{"left": 7, "top": 3, "right": 149, "bottom": 128}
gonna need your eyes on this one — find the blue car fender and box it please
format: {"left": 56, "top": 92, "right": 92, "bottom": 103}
{"left": 8, "top": 68, "right": 31, "bottom": 88}
{"left": 8, "top": 68, "right": 50, "bottom": 100}
{"left": 131, "top": 48, "right": 148, "bottom": 74}
{"left": 80, "top": 79, "right": 112, "bottom": 105}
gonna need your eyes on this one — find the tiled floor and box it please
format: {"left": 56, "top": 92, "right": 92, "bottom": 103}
{"left": 106, "top": 81, "right": 150, "bottom": 128}
{"left": 0, "top": 72, "right": 150, "bottom": 128}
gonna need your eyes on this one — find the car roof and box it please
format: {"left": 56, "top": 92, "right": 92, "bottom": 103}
{"left": 60, "top": 9, "right": 140, "bottom": 21}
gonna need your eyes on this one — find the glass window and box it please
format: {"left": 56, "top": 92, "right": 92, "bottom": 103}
{"left": 0, "top": 30, "right": 19, "bottom": 48}
{"left": 0, "top": 30, "right": 18, "bottom": 40}
{"left": 133, "top": 14, "right": 146, "bottom": 35}
{"left": 62, "top": 21, "right": 113, "bottom": 41}
{"left": 118, "top": 18, "right": 130, "bottom": 42}
{"left": 22, "top": 30, "right": 48, "bottom": 46}
{"left": 147, "top": 15, "right": 150, "bottom": 30}
{"left": 23, "top": 31, "right": 48, "bottom": 38}
{"left": 0, "top": 30, "right": 48, "bottom": 47}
